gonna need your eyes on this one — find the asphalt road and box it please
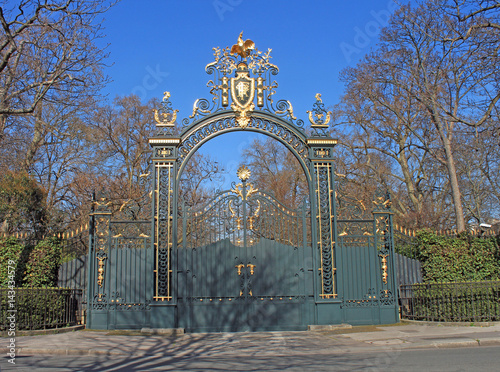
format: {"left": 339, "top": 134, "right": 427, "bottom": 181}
{"left": 2, "top": 345, "right": 500, "bottom": 371}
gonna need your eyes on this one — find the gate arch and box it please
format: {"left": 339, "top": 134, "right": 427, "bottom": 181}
{"left": 176, "top": 111, "right": 311, "bottom": 186}
{"left": 86, "top": 34, "right": 399, "bottom": 331}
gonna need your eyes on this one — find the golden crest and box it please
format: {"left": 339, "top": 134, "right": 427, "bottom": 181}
{"left": 230, "top": 63, "right": 255, "bottom": 128}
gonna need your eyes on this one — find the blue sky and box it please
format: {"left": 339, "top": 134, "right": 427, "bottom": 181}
{"left": 100, "top": 0, "right": 404, "bottom": 185}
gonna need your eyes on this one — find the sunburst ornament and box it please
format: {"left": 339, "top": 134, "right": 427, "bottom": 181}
{"left": 237, "top": 165, "right": 251, "bottom": 181}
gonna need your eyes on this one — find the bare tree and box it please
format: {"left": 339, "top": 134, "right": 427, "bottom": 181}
{"left": 0, "top": 0, "right": 115, "bottom": 142}
{"left": 179, "top": 152, "right": 226, "bottom": 208}
{"left": 336, "top": 47, "right": 446, "bottom": 228}
{"left": 241, "top": 137, "right": 308, "bottom": 209}
{"left": 438, "top": 0, "right": 500, "bottom": 41}
{"left": 87, "top": 95, "right": 157, "bottom": 219}
{"left": 337, "top": 1, "right": 500, "bottom": 231}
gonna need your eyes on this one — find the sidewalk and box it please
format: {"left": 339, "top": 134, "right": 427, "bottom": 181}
{"left": 2, "top": 322, "right": 500, "bottom": 358}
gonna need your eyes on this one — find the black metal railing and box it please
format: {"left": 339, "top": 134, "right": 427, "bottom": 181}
{"left": 400, "top": 281, "right": 500, "bottom": 322}
{"left": 0, "top": 288, "right": 85, "bottom": 331}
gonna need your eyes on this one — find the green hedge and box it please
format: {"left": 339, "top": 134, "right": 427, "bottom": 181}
{"left": 0, "top": 288, "right": 80, "bottom": 330}
{"left": 0, "top": 237, "right": 27, "bottom": 287}
{"left": 414, "top": 231, "right": 500, "bottom": 283}
{"left": 0, "top": 236, "right": 62, "bottom": 287}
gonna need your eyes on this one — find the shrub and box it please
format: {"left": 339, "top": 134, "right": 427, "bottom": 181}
{"left": 415, "top": 230, "right": 500, "bottom": 283}
{"left": 24, "top": 237, "right": 63, "bottom": 287}
{"left": 0, "top": 237, "right": 30, "bottom": 287}
{"left": 0, "top": 171, "right": 48, "bottom": 239}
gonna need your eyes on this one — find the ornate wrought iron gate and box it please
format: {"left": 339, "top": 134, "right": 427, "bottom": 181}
{"left": 86, "top": 34, "right": 399, "bottom": 331}
{"left": 176, "top": 168, "right": 311, "bottom": 331}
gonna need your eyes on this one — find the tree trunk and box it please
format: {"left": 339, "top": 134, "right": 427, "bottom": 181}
{"left": 442, "top": 133, "right": 466, "bottom": 231}
{"left": 398, "top": 146, "right": 424, "bottom": 217}
{"left": 0, "top": 113, "right": 6, "bottom": 144}
{"left": 23, "top": 108, "right": 44, "bottom": 172}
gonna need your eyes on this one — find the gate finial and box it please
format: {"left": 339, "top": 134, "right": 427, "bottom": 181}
{"left": 237, "top": 165, "right": 251, "bottom": 181}
{"left": 230, "top": 32, "right": 255, "bottom": 58}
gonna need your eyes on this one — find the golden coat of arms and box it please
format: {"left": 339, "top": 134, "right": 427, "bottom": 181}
{"left": 230, "top": 62, "right": 255, "bottom": 128}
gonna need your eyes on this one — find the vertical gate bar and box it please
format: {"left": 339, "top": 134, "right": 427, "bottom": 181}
{"left": 181, "top": 201, "right": 187, "bottom": 302}
{"left": 140, "top": 237, "right": 143, "bottom": 305}
{"left": 326, "top": 164, "right": 336, "bottom": 297}
{"left": 154, "top": 164, "right": 160, "bottom": 299}
{"left": 388, "top": 210, "right": 398, "bottom": 312}
{"left": 301, "top": 200, "right": 307, "bottom": 298}
{"left": 315, "top": 163, "right": 325, "bottom": 298}
{"left": 188, "top": 209, "right": 193, "bottom": 300}
{"left": 132, "top": 240, "right": 136, "bottom": 304}
{"left": 167, "top": 164, "right": 172, "bottom": 300}
{"left": 371, "top": 217, "right": 378, "bottom": 298}
{"left": 87, "top": 193, "right": 95, "bottom": 328}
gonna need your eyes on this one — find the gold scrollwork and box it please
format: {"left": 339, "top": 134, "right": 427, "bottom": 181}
{"left": 379, "top": 254, "right": 389, "bottom": 284}
{"left": 97, "top": 256, "right": 106, "bottom": 288}
{"left": 154, "top": 109, "right": 178, "bottom": 127}
{"left": 373, "top": 196, "right": 392, "bottom": 209}
{"left": 275, "top": 100, "right": 297, "bottom": 120}
{"left": 231, "top": 182, "right": 259, "bottom": 200}
{"left": 190, "top": 98, "right": 212, "bottom": 119}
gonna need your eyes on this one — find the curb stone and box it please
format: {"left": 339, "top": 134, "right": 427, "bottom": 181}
{"left": 0, "top": 325, "right": 85, "bottom": 338}
{"left": 3, "top": 337, "right": 500, "bottom": 357}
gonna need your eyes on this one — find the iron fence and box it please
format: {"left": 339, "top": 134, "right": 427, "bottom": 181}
{"left": 400, "top": 281, "right": 500, "bottom": 322}
{"left": 0, "top": 288, "right": 84, "bottom": 331}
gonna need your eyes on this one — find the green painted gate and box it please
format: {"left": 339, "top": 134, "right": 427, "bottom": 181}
{"left": 176, "top": 173, "right": 312, "bottom": 332}
{"left": 86, "top": 34, "right": 399, "bottom": 331}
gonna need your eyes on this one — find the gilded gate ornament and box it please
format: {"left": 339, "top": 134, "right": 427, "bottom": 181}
{"left": 230, "top": 32, "right": 255, "bottom": 58}
{"left": 182, "top": 33, "right": 303, "bottom": 128}
{"left": 307, "top": 93, "right": 332, "bottom": 138}
{"left": 231, "top": 63, "right": 255, "bottom": 128}
{"left": 237, "top": 165, "right": 251, "bottom": 181}
{"left": 154, "top": 91, "right": 178, "bottom": 127}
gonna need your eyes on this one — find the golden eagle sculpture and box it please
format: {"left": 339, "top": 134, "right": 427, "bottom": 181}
{"left": 230, "top": 32, "right": 255, "bottom": 58}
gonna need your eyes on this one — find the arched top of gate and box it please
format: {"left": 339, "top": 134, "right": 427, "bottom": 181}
{"left": 149, "top": 33, "right": 338, "bottom": 174}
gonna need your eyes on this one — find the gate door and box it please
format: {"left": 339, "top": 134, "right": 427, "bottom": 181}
{"left": 177, "top": 166, "right": 311, "bottom": 332}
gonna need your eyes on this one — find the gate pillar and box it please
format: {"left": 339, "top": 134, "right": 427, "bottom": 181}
{"left": 87, "top": 193, "right": 112, "bottom": 329}
{"left": 306, "top": 95, "right": 340, "bottom": 324}
{"left": 149, "top": 93, "right": 180, "bottom": 315}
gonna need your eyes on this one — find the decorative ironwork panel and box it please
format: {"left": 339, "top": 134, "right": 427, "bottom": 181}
{"left": 313, "top": 162, "right": 337, "bottom": 299}
{"left": 154, "top": 162, "right": 175, "bottom": 301}
{"left": 178, "top": 168, "right": 309, "bottom": 306}
{"left": 373, "top": 190, "right": 396, "bottom": 306}
{"left": 183, "top": 33, "right": 305, "bottom": 129}
{"left": 90, "top": 199, "right": 111, "bottom": 310}
{"left": 177, "top": 115, "right": 309, "bottom": 169}
{"left": 335, "top": 176, "right": 371, "bottom": 221}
